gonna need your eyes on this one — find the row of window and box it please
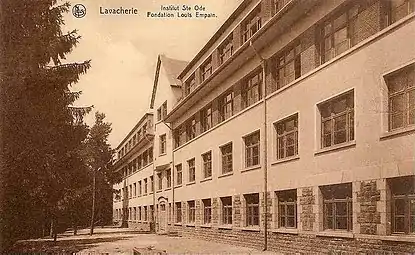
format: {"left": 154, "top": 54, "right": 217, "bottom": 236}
{"left": 118, "top": 119, "right": 152, "bottom": 160}
{"left": 135, "top": 176, "right": 412, "bottom": 234}
{"left": 116, "top": 175, "right": 154, "bottom": 201}
{"left": 175, "top": 0, "right": 414, "bottom": 147}
{"left": 121, "top": 146, "right": 153, "bottom": 178}
{"left": 115, "top": 205, "right": 154, "bottom": 223}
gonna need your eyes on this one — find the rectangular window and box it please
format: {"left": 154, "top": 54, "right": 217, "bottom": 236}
{"left": 174, "top": 126, "right": 184, "bottom": 148}
{"left": 389, "top": 0, "right": 414, "bottom": 24}
{"left": 275, "top": 114, "right": 298, "bottom": 160}
{"left": 150, "top": 175, "right": 154, "bottom": 192}
{"left": 157, "top": 172, "right": 162, "bottom": 191}
{"left": 275, "top": 44, "right": 301, "bottom": 89}
{"left": 144, "top": 178, "right": 148, "bottom": 194}
{"left": 186, "top": 117, "right": 196, "bottom": 141}
{"left": 221, "top": 196, "right": 233, "bottom": 225}
{"left": 390, "top": 176, "right": 415, "bottom": 234}
{"left": 201, "top": 105, "right": 213, "bottom": 132}
{"left": 176, "top": 164, "right": 183, "bottom": 185}
{"left": 219, "top": 34, "right": 233, "bottom": 64}
{"left": 319, "top": 90, "right": 354, "bottom": 148}
{"left": 129, "top": 185, "right": 132, "bottom": 199}
{"left": 137, "top": 155, "right": 142, "bottom": 169}
{"left": 157, "top": 107, "right": 162, "bottom": 121}
{"left": 221, "top": 143, "right": 233, "bottom": 174}
{"left": 138, "top": 207, "right": 142, "bottom": 221}
{"left": 144, "top": 206, "right": 148, "bottom": 221}
{"left": 244, "top": 131, "right": 260, "bottom": 168}
{"left": 386, "top": 64, "right": 415, "bottom": 130}
{"left": 138, "top": 181, "right": 142, "bottom": 196}
{"left": 148, "top": 147, "right": 153, "bottom": 163}
{"left": 242, "top": 70, "right": 262, "bottom": 109}
{"left": 150, "top": 205, "right": 154, "bottom": 222}
{"left": 162, "top": 101, "right": 167, "bottom": 118}
{"left": 245, "top": 194, "right": 259, "bottom": 227}
{"left": 188, "top": 201, "right": 195, "bottom": 224}
{"left": 273, "top": 0, "right": 291, "bottom": 14}
{"left": 184, "top": 74, "right": 196, "bottom": 96}
{"left": 277, "top": 189, "right": 297, "bottom": 228}
{"left": 159, "top": 134, "right": 166, "bottom": 155}
{"left": 176, "top": 202, "right": 182, "bottom": 223}
{"left": 142, "top": 123, "right": 147, "bottom": 135}
{"left": 203, "top": 199, "right": 212, "bottom": 224}
{"left": 143, "top": 150, "right": 148, "bottom": 166}
{"left": 134, "top": 207, "right": 137, "bottom": 221}
{"left": 202, "top": 151, "right": 212, "bottom": 179}
{"left": 133, "top": 183, "right": 137, "bottom": 197}
{"left": 242, "top": 6, "right": 262, "bottom": 43}
{"left": 321, "top": 183, "right": 353, "bottom": 231}
{"left": 188, "top": 158, "right": 196, "bottom": 183}
{"left": 219, "top": 90, "right": 234, "bottom": 122}
{"left": 201, "top": 57, "right": 213, "bottom": 81}
{"left": 166, "top": 169, "right": 172, "bottom": 188}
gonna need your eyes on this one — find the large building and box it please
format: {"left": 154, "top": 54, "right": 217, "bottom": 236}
{"left": 113, "top": 0, "right": 415, "bottom": 253}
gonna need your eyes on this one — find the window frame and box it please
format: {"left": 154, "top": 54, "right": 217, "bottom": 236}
{"left": 219, "top": 90, "right": 234, "bottom": 122}
{"left": 202, "top": 151, "right": 212, "bottom": 179}
{"left": 245, "top": 193, "right": 260, "bottom": 227}
{"left": 201, "top": 57, "right": 213, "bottom": 82}
{"left": 219, "top": 34, "right": 234, "bottom": 64}
{"left": 244, "top": 131, "right": 260, "bottom": 168}
{"left": 241, "top": 69, "right": 263, "bottom": 109}
{"left": 319, "top": 90, "right": 355, "bottom": 149}
{"left": 275, "top": 113, "right": 299, "bottom": 160}
{"left": 221, "top": 196, "right": 233, "bottom": 225}
{"left": 321, "top": 183, "right": 353, "bottom": 232}
{"left": 242, "top": 6, "right": 262, "bottom": 43}
{"left": 159, "top": 134, "right": 167, "bottom": 155}
{"left": 220, "top": 142, "right": 233, "bottom": 174}
{"left": 203, "top": 199, "right": 212, "bottom": 224}
{"left": 188, "top": 158, "right": 196, "bottom": 183}
{"left": 184, "top": 74, "right": 196, "bottom": 96}
{"left": 188, "top": 200, "right": 196, "bottom": 224}
{"left": 176, "top": 164, "right": 183, "bottom": 186}
{"left": 201, "top": 104, "right": 213, "bottom": 132}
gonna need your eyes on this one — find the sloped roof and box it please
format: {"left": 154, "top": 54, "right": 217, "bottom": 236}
{"left": 150, "top": 54, "right": 188, "bottom": 109}
{"left": 160, "top": 54, "right": 188, "bottom": 86}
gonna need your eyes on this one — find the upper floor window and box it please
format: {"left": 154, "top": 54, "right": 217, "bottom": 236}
{"left": 176, "top": 164, "right": 183, "bottom": 186}
{"left": 150, "top": 175, "right": 154, "bottom": 192}
{"left": 242, "top": 70, "right": 262, "bottom": 109}
{"left": 389, "top": 176, "right": 415, "bottom": 234}
{"left": 174, "top": 125, "right": 184, "bottom": 148}
{"left": 142, "top": 123, "right": 147, "bottom": 135}
{"left": 220, "top": 143, "right": 233, "bottom": 174}
{"left": 244, "top": 131, "right": 260, "bottom": 168}
{"left": 162, "top": 101, "right": 167, "bottom": 118}
{"left": 321, "top": 183, "right": 352, "bottom": 231}
{"left": 219, "top": 34, "right": 233, "bottom": 64}
{"left": 275, "top": 44, "right": 301, "bottom": 89}
{"left": 242, "top": 6, "right": 262, "bottom": 43}
{"left": 144, "top": 178, "right": 148, "bottom": 194}
{"left": 201, "top": 105, "right": 213, "bottom": 132}
{"left": 201, "top": 57, "right": 213, "bottom": 81}
{"left": 166, "top": 169, "right": 172, "bottom": 188}
{"left": 319, "top": 90, "right": 354, "bottom": 148}
{"left": 157, "top": 172, "right": 162, "bottom": 191}
{"left": 275, "top": 114, "right": 298, "bottom": 160}
{"left": 386, "top": 64, "right": 414, "bottom": 131}
{"left": 133, "top": 134, "right": 137, "bottom": 145}
{"left": 188, "top": 158, "right": 196, "bottom": 183}
{"left": 142, "top": 150, "right": 148, "bottom": 166}
{"left": 157, "top": 108, "right": 162, "bottom": 121}
{"left": 219, "top": 90, "right": 234, "bottom": 122}
{"left": 389, "top": 0, "right": 415, "bottom": 24}
{"left": 148, "top": 147, "right": 153, "bottom": 163}
{"left": 202, "top": 151, "right": 212, "bottom": 179}
{"left": 186, "top": 117, "right": 196, "bottom": 141}
{"left": 159, "top": 134, "right": 166, "bottom": 155}
{"left": 184, "top": 74, "right": 196, "bottom": 96}
{"left": 273, "top": 0, "right": 291, "bottom": 14}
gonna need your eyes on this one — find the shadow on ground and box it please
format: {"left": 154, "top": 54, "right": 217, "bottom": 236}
{"left": 9, "top": 236, "right": 133, "bottom": 254}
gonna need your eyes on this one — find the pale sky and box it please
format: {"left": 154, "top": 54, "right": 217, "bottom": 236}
{"left": 63, "top": 0, "right": 241, "bottom": 147}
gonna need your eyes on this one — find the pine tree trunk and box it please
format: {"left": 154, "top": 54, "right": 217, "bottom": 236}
{"left": 90, "top": 170, "right": 96, "bottom": 235}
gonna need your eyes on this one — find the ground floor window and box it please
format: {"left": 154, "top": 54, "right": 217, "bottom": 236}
{"left": 245, "top": 193, "right": 259, "bottom": 227}
{"left": 277, "top": 189, "right": 297, "bottom": 228}
{"left": 203, "top": 199, "right": 212, "bottom": 224}
{"left": 390, "top": 176, "right": 415, "bottom": 234}
{"left": 221, "top": 196, "right": 232, "bottom": 225}
{"left": 321, "top": 183, "right": 352, "bottom": 231}
{"left": 176, "top": 202, "right": 182, "bottom": 223}
{"left": 188, "top": 201, "right": 195, "bottom": 224}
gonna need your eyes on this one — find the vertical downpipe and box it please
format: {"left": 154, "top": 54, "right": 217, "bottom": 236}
{"left": 250, "top": 41, "right": 268, "bottom": 251}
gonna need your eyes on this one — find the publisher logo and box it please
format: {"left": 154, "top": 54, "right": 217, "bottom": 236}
{"left": 72, "top": 4, "right": 86, "bottom": 18}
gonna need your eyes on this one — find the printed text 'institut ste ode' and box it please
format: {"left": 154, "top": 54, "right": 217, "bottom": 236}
{"left": 112, "top": 0, "right": 415, "bottom": 253}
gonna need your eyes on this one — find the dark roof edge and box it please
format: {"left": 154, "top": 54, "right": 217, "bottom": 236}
{"left": 115, "top": 112, "right": 153, "bottom": 150}
{"left": 177, "top": 0, "right": 252, "bottom": 79}
{"left": 150, "top": 55, "right": 162, "bottom": 109}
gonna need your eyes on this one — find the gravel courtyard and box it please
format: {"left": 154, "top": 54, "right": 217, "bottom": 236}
{"left": 10, "top": 227, "right": 281, "bottom": 254}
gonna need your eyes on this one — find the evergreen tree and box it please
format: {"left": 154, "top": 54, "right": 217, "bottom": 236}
{"left": 0, "top": 0, "right": 91, "bottom": 250}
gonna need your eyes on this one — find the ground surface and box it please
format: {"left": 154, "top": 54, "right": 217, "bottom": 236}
{"left": 10, "top": 227, "right": 280, "bottom": 254}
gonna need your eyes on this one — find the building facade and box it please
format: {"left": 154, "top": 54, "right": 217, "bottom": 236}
{"left": 114, "top": 0, "right": 415, "bottom": 253}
